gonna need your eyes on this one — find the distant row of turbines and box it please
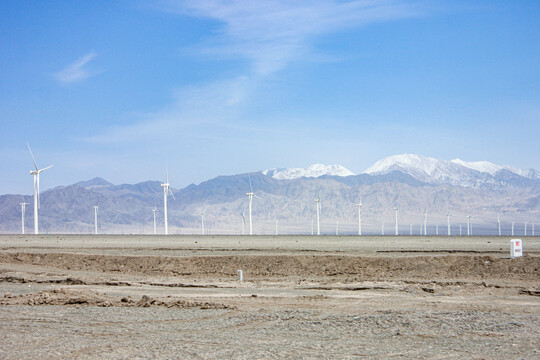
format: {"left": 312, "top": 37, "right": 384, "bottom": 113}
{"left": 21, "top": 145, "right": 537, "bottom": 236}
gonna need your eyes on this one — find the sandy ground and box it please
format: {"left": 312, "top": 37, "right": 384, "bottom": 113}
{"left": 1, "top": 234, "right": 539, "bottom": 359}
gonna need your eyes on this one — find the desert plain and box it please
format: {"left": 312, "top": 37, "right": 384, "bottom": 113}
{"left": 0, "top": 234, "right": 539, "bottom": 359}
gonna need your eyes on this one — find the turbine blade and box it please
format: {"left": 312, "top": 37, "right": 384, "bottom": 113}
{"left": 27, "top": 142, "right": 39, "bottom": 171}
{"left": 169, "top": 188, "right": 176, "bottom": 201}
{"left": 39, "top": 165, "right": 53, "bottom": 173}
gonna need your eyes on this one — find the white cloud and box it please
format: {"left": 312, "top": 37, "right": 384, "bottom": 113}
{"left": 87, "top": 1, "right": 425, "bottom": 143}
{"left": 168, "top": 0, "right": 423, "bottom": 75}
{"left": 54, "top": 51, "right": 98, "bottom": 84}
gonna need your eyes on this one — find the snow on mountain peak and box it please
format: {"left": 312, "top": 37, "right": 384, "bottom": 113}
{"left": 450, "top": 159, "right": 503, "bottom": 175}
{"left": 363, "top": 153, "right": 539, "bottom": 187}
{"left": 263, "top": 164, "right": 355, "bottom": 180}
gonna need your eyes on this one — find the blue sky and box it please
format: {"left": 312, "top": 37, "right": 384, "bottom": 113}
{"left": 1, "top": 0, "right": 539, "bottom": 194}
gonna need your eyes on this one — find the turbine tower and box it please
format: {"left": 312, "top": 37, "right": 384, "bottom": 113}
{"left": 357, "top": 202, "right": 362, "bottom": 236}
{"left": 93, "top": 206, "right": 99, "bottom": 235}
{"left": 201, "top": 209, "right": 206, "bottom": 235}
{"left": 423, "top": 210, "right": 428, "bottom": 235}
{"left": 161, "top": 166, "right": 175, "bottom": 235}
{"left": 275, "top": 218, "right": 279, "bottom": 235}
{"left": 511, "top": 221, "right": 515, "bottom": 236}
{"left": 497, "top": 213, "right": 501, "bottom": 236}
{"left": 524, "top": 222, "right": 528, "bottom": 236}
{"left": 27, "top": 143, "right": 53, "bottom": 235}
{"left": 20, "top": 202, "right": 28, "bottom": 234}
{"left": 246, "top": 177, "right": 258, "bottom": 236}
{"left": 152, "top": 207, "right": 157, "bottom": 235}
{"left": 467, "top": 215, "right": 471, "bottom": 236}
{"left": 336, "top": 220, "right": 339, "bottom": 236}
{"left": 393, "top": 206, "right": 399, "bottom": 236}
{"left": 447, "top": 213, "right": 451, "bottom": 236}
{"left": 315, "top": 193, "right": 321, "bottom": 235}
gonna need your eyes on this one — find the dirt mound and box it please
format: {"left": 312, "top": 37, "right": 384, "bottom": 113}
{"left": 0, "top": 289, "right": 234, "bottom": 309}
{"left": 1, "top": 252, "right": 538, "bottom": 282}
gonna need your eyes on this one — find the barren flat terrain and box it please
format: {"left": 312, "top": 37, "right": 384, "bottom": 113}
{"left": 1, "top": 235, "right": 539, "bottom": 359}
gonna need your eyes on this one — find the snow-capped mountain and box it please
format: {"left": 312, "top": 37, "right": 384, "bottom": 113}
{"left": 262, "top": 164, "right": 355, "bottom": 180}
{"left": 364, "top": 154, "right": 539, "bottom": 187}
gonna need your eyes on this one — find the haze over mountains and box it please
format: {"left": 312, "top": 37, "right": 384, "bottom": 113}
{"left": 1, "top": 154, "right": 539, "bottom": 235}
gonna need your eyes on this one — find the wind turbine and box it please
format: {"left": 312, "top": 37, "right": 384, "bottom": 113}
{"left": 381, "top": 221, "right": 384, "bottom": 236}
{"left": 93, "top": 206, "right": 99, "bottom": 235}
{"left": 275, "top": 217, "right": 279, "bottom": 235}
{"left": 524, "top": 222, "right": 528, "bottom": 236}
{"left": 161, "top": 166, "right": 175, "bottom": 235}
{"left": 335, "top": 220, "right": 339, "bottom": 236}
{"left": 447, "top": 213, "right": 451, "bottom": 236}
{"left": 27, "top": 143, "right": 53, "bottom": 235}
{"left": 393, "top": 206, "right": 399, "bottom": 236}
{"left": 511, "top": 221, "right": 515, "bottom": 236}
{"left": 423, "top": 210, "right": 428, "bottom": 235}
{"left": 436, "top": 224, "right": 439, "bottom": 236}
{"left": 467, "top": 215, "right": 471, "bottom": 236}
{"left": 240, "top": 208, "right": 246, "bottom": 235}
{"left": 315, "top": 193, "right": 321, "bottom": 235}
{"left": 152, "top": 207, "right": 157, "bottom": 235}
{"left": 246, "top": 176, "right": 259, "bottom": 235}
{"left": 201, "top": 209, "right": 206, "bottom": 235}
{"left": 20, "top": 202, "right": 28, "bottom": 234}
{"left": 497, "top": 213, "right": 501, "bottom": 236}
{"left": 357, "top": 202, "right": 362, "bottom": 236}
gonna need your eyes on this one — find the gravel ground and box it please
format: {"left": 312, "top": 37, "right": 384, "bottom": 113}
{"left": 1, "top": 234, "right": 539, "bottom": 359}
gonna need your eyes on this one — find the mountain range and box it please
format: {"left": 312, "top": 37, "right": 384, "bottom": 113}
{"left": 1, "top": 154, "right": 538, "bottom": 235}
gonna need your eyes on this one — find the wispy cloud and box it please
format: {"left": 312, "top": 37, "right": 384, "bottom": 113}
{"left": 54, "top": 51, "right": 98, "bottom": 84}
{"left": 168, "top": 0, "right": 424, "bottom": 75}
{"left": 87, "top": 1, "right": 426, "bottom": 143}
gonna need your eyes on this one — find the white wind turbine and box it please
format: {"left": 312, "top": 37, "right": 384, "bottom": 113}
{"left": 511, "top": 221, "right": 515, "bottom": 236}
{"left": 447, "top": 213, "right": 451, "bottom": 236}
{"left": 20, "top": 202, "right": 28, "bottom": 234}
{"left": 27, "top": 143, "right": 53, "bottom": 235}
{"left": 497, "top": 213, "right": 501, "bottom": 236}
{"left": 524, "top": 222, "right": 528, "bottom": 236}
{"left": 467, "top": 215, "right": 472, "bottom": 236}
{"left": 423, "top": 210, "right": 428, "bottom": 235}
{"left": 161, "top": 166, "right": 175, "bottom": 235}
{"left": 315, "top": 193, "right": 321, "bottom": 235}
{"left": 93, "top": 206, "right": 99, "bottom": 235}
{"left": 246, "top": 177, "right": 259, "bottom": 236}
{"left": 356, "top": 201, "right": 362, "bottom": 236}
{"left": 274, "top": 217, "right": 279, "bottom": 235}
{"left": 240, "top": 208, "right": 246, "bottom": 235}
{"left": 201, "top": 209, "right": 207, "bottom": 235}
{"left": 393, "top": 206, "right": 399, "bottom": 236}
{"left": 152, "top": 206, "right": 157, "bottom": 235}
